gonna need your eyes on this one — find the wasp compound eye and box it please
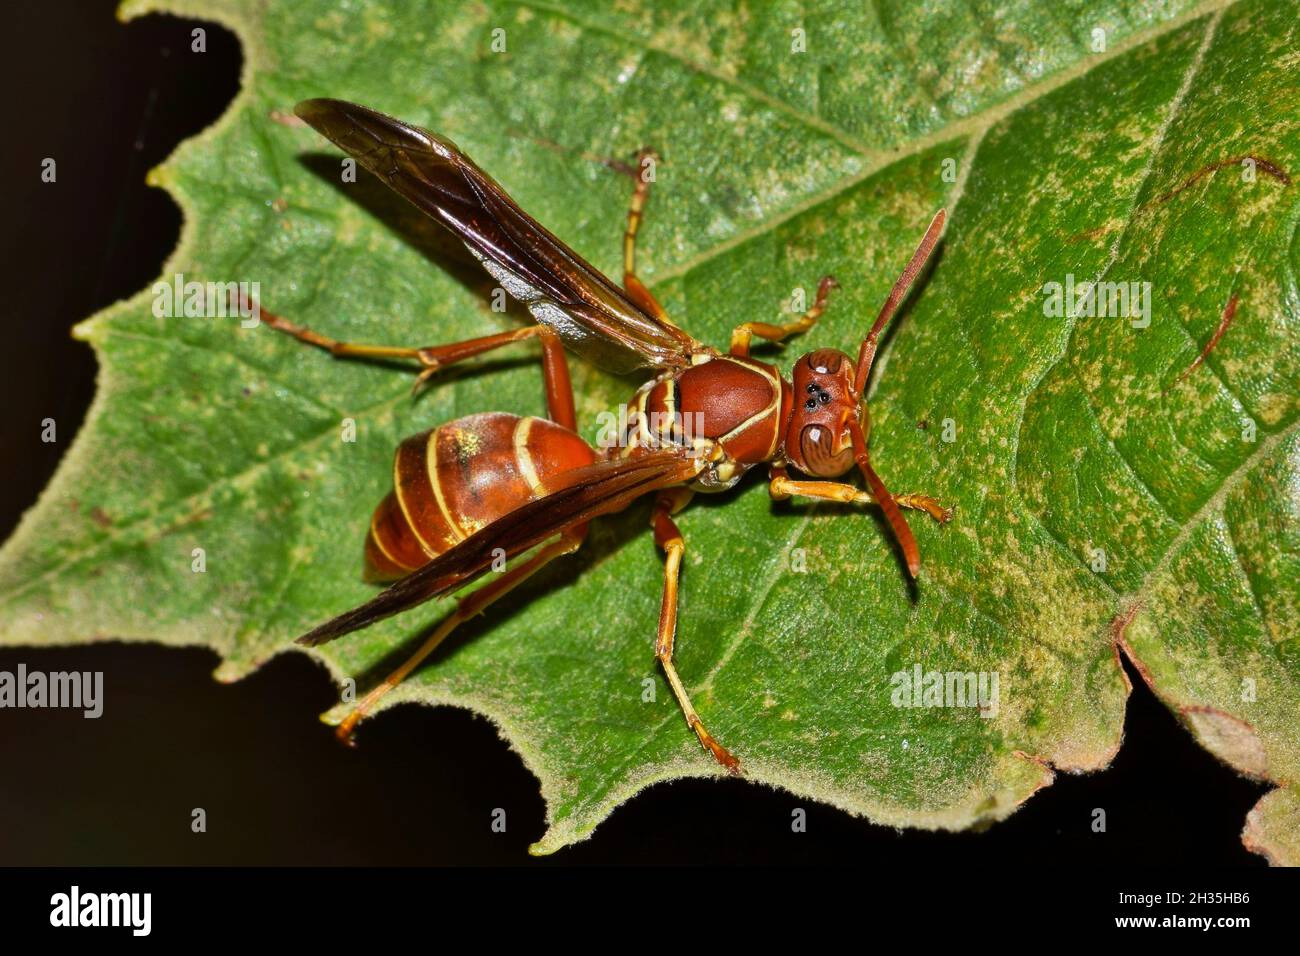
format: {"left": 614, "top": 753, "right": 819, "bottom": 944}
{"left": 799, "top": 423, "right": 854, "bottom": 478}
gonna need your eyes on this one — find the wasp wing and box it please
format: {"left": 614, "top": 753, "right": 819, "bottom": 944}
{"left": 294, "top": 98, "right": 700, "bottom": 373}
{"left": 296, "top": 450, "right": 702, "bottom": 647}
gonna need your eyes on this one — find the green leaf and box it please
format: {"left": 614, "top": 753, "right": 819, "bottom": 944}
{"left": 2, "top": 0, "right": 1297, "bottom": 858}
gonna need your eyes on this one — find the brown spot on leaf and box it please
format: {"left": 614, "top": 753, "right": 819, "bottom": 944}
{"left": 1153, "top": 154, "right": 1291, "bottom": 206}
{"left": 269, "top": 109, "right": 306, "bottom": 128}
{"left": 1170, "top": 293, "right": 1238, "bottom": 388}
{"left": 1065, "top": 221, "right": 1120, "bottom": 244}
{"left": 1069, "top": 155, "right": 1291, "bottom": 243}
{"left": 1110, "top": 602, "right": 1146, "bottom": 694}
{"left": 1011, "top": 749, "right": 1055, "bottom": 773}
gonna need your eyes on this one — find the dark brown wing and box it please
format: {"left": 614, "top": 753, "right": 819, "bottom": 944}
{"left": 294, "top": 98, "right": 700, "bottom": 373}
{"left": 296, "top": 450, "right": 702, "bottom": 647}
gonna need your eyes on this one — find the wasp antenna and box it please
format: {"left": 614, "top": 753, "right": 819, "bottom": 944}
{"left": 848, "top": 417, "right": 920, "bottom": 577}
{"left": 854, "top": 208, "right": 946, "bottom": 394}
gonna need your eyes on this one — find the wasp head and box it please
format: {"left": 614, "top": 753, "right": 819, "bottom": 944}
{"left": 783, "top": 348, "right": 867, "bottom": 478}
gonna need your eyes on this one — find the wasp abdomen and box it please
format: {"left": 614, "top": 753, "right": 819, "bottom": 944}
{"left": 365, "top": 412, "right": 597, "bottom": 581}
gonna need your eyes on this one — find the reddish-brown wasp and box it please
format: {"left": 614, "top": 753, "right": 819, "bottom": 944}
{"left": 263, "top": 98, "right": 951, "bottom": 771}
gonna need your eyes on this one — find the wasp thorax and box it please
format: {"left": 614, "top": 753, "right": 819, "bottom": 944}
{"left": 784, "top": 348, "right": 858, "bottom": 477}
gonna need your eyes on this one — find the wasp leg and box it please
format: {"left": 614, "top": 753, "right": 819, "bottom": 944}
{"left": 651, "top": 489, "right": 740, "bottom": 773}
{"left": 730, "top": 276, "right": 838, "bottom": 358}
{"left": 769, "top": 466, "right": 952, "bottom": 523}
{"left": 243, "top": 292, "right": 549, "bottom": 394}
{"left": 536, "top": 327, "right": 576, "bottom": 431}
{"left": 332, "top": 525, "right": 589, "bottom": 745}
{"left": 609, "top": 147, "right": 679, "bottom": 325}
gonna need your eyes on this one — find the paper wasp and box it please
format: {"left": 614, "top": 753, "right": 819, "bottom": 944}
{"left": 264, "top": 98, "right": 951, "bottom": 771}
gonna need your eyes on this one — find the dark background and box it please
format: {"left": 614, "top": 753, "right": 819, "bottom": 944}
{"left": 0, "top": 1, "right": 1268, "bottom": 866}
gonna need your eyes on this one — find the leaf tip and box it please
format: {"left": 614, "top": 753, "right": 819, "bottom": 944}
{"left": 70, "top": 315, "right": 105, "bottom": 344}
{"left": 144, "top": 164, "right": 173, "bottom": 190}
